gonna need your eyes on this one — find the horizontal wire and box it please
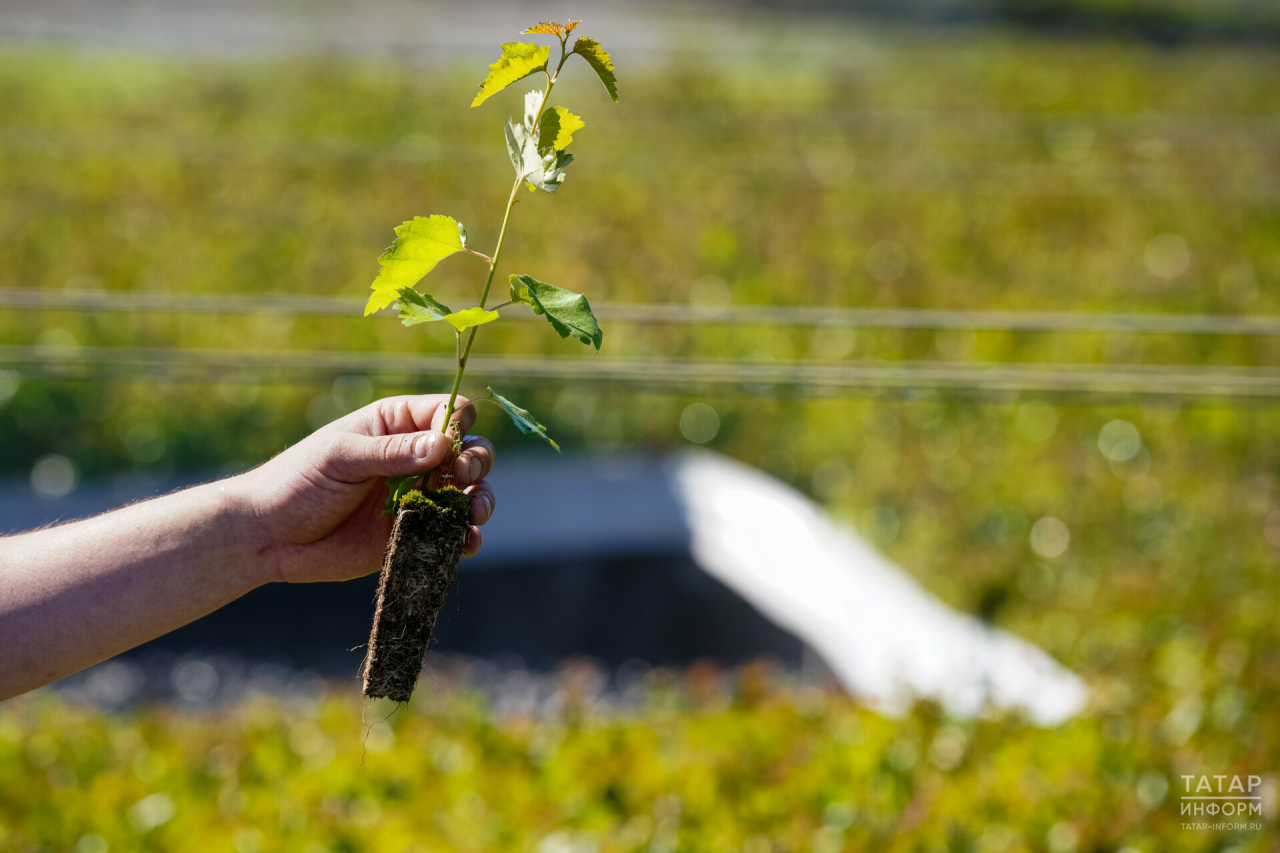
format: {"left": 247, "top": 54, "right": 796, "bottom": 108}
{"left": 2, "top": 345, "right": 1277, "bottom": 403}
{"left": 2, "top": 133, "right": 1272, "bottom": 202}
{"left": 4, "top": 288, "right": 1280, "bottom": 336}
{"left": 5, "top": 102, "right": 1280, "bottom": 144}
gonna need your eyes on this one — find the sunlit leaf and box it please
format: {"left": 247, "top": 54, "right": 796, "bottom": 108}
{"left": 571, "top": 36, "right": 618, "bottom": 101}
{"left": 472, "top": 42, "right": 550, "bottom": 108}
{"left": 563, "top": 20, "right": 581, "bottom": 34}
{"left": 532, "top": 149, "right": 573, "bottom": 193}
{"left": 539, "top": 107, "right": 584, "bottom": 151}
{"left": 523, "top": 88, "right": 544, "bottom": 130}
{"left": 486, "top": 387, "right": 559, "bottom": 451}
{"left": 509, "top": 275, "right": 532, "bottom": 306}
{"left": 444, "top": 306, "right": 500, "bottom": 332}
{"left": 505, "top": 116, "right": 528, "bottom": 176}
{"left": 522, "top": 22, "right": 565, "bottom": 36}
{"left": 365, "top": 215, "right": 466, "bottom": 316}
{"left": 505, "top": 116, "right": 541, "bottom": 182}
{"left": 508, "top": 273, "right": 602, "bottom": 351}
{"left": 506, "top": 117, "right": 573, "bottom": 192}
{"left": 396, "top": 288, "right": 452, "bottom": 326}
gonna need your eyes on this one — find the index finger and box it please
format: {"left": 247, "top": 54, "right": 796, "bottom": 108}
{"left": 356, "top": 394, "right": 477, "bottom": 438}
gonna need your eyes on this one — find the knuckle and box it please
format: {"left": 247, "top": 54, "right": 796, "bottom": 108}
{"left": 392, "top": 397, "right": 413, "bottom": 427}
{"left": 318, "top": 434, "right": 356, "bottom": 479}
{"left": 378, "top": 434, "right": 407, "bottom": 465}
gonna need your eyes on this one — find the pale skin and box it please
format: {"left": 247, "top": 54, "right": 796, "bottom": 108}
{"left": 0, "top": 393, "right": 496, "bottom": 701}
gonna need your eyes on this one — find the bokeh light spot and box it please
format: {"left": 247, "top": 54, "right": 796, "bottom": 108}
{"left": 1265, "top": 511, "right": 1280, "bottom": 549}
{"left": 173, "top": 660, "right": 219, "bottom": 703}
{"left": 31, "top": 454, "right": 79, "bottom": 499}
{"left": 1030, "top": 516, "right": 1070, "bottom": 558}
{"left": 1098, "top": 420, "right": 1141, "bottom": 462}
{"left": 679, "top": 403, "right": 720, "bottom": 444}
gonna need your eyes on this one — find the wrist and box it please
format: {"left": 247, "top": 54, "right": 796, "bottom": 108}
{"left": 213, "top": 472, "right": 283, "bottom": 588}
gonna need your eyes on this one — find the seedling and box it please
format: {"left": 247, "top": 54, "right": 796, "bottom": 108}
{"left": 360, "top": 20, "right": 616, "bottom": 702}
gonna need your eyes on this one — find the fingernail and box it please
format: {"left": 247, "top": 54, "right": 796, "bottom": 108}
{"left": 482, "top": 494, "right": 494, "bottom": 518}
{"left": 470, "top": 455, "right": 482, "bottom": 482}
{"left": 413, "top": 432, "right": 437, "bottom": 460}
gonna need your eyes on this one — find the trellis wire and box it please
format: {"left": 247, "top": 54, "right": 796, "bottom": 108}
{"left": 2, "top": 345, "right": 1277, "bottom": 404}
{"left": 5, "top": 289, "right": 1280, "bottom": 336}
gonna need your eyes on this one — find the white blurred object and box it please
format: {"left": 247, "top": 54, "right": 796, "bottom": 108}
{"left": 671, "top": 450, "right": 1087, "bottom": 725}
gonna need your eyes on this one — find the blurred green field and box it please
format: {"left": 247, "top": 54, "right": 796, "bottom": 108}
{"left": 0, "top": 668, "right": 1217, "bottom": 853}
{"left": 1, "top": 18, "right": 1280, "bottom": 850}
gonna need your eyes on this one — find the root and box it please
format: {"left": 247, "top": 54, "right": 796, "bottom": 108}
{"left": 361, "top": 487, "right": 471, "bottom": 702}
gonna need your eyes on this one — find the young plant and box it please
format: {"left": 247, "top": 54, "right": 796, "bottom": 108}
{"left": 360, "top": 20, "right": 616, "bottom": 702}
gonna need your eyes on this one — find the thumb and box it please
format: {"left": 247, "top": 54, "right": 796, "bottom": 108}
{"left": 320, "top": 429, "right": 450, "bottom": 483}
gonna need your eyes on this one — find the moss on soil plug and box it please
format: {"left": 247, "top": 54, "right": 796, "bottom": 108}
{"left": 361, "top": 486, "right": 471, "bottom": 702}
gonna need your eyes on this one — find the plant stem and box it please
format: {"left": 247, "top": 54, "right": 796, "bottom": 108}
{"left": 438, "top": 41, "right": 572, "bottom": 437}
{"left": 439, "top": 176, "right": 520, "bottom": 433}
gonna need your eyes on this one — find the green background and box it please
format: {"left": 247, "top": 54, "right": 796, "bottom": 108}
{"left": 1, "top": 11, "right": 1278, "bottom": 850}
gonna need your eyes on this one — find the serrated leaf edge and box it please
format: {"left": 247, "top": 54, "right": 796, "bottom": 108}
{"left": 571, "top": 36, "right": 619, "bottom": 101}
{"left": 472, "top": 42, "right": 550, "bottom": 108}
{"left": 486, "top": 387, "right": 559, "bottom": 451}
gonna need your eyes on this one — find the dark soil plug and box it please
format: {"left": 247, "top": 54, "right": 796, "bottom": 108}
{"left": 362, "top": 487, "right": 471, "bottom": 702}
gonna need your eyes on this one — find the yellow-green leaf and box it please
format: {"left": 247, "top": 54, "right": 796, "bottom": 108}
{"left": 472, "top": 42, "right": 550, "bottom": 108}
{"left": 443, "top": 307, "right": 500, "bottom": 332}
{"left": 523, "top": 21, "right": 566, "bottom": 36}
{"left": 509, "top": 275, "right": 533, "bottom": 306}
{"left": 365, "top": 215, "right": 466, "bottom": 316}
{"left": 571, "top": 36, "right": 618, "bottom": 101}
{"left": 539, "top": 107, "right": 584, "bottom": 151}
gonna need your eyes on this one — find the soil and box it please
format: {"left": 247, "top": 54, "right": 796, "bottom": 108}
{"left": 361, "top": 487, "right": 471, "bottom": 702}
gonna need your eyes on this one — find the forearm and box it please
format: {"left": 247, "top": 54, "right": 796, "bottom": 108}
{"left": 0, "top": 475, "right": 274, "bottom": 700}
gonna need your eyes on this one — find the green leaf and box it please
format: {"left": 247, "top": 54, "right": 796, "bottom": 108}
{"left": 539, "top": 107, "right": 584, "bottom": 151}
{"left": 444, "top": 306, "right": 500, "bottom": 332}
{"left": 472, "top": 42, "right": 550, "bottom": 108}
{"left": 508, "top": 273, "right": 603, "bottom": 351}
{"left": 486, "top": 387, "right": 559, "bottom": 451}
{"left": 383, "top": 475, "right": 421, "bottom": 515}
{"left": 365, "top": 215, "right": 466, "bottom": 316}
{"left": 571, "top": 36, "right": 618, "bottom": 101}
{"left": 396, "top": 287, "right": 453, "bottom": 326}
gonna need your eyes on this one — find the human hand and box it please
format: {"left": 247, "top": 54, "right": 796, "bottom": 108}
{"left": 238, "top": 394, "right": 495, "bottom": 584}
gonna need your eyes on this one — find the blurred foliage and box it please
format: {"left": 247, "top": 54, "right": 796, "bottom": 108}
{"left": 757, "top": 0, "right": 1280, "bottom": 44}
{"left": 0, "top": 661, "right": 1276, "bottom": 852}
{"left": 0, "top": 31, "right": 1278, "bottom": 475}
{"left": 1, "top": 18, "right": 1280, "bottom": 849}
